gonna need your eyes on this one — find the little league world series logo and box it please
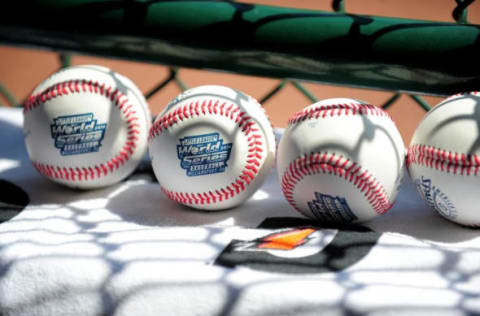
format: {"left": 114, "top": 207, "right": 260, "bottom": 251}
{"left": 308, "top": 192, "right": 358, "bottom": 223}
{"left": 177, "top": 132, "right": 233, "bottom": 177}
{"left": 50, "top": 113, "right": 107, "bottom": 156}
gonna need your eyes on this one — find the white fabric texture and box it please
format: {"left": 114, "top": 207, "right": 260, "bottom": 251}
{"left": 0, "top": 107, "right": 479, "bottom": 316}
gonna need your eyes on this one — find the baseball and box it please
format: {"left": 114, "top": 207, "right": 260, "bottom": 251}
{"left": 407, "top": 92, "right": 480, "bottom": 227}
{"left": 23, "top": 65, "right": 151, "bottom": 189}
{"left": 148, "top": 85, "right": 276, "bottom": 210}
{"left": 277, "top": 98, "right": 405, "bottom": 224}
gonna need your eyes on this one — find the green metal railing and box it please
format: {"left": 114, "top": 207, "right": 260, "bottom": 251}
{"left": 0, "top": 0, "right": 478, "bottom": 111}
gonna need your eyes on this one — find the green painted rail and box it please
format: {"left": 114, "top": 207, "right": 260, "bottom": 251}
{"left": 0, "top": 0, "right": 479, "bottom": 98}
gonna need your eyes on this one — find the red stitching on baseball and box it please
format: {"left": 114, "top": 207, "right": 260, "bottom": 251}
{"left": 281, "top": 152, "right": 392, "bottom": 217}
{"left": 287, "top": 102, "right": 391, "bottom": 126}
{"left": 24, "top": 79, "right": 142, "bottom": 183}
{"left": 407, "top": 144, "right": 480, "bottom": 176}
{"left": 149, "top": 98, "right": 265, "bottom": 206}
{"left": 444, "top": 91, "right": 480, "bottom": 101}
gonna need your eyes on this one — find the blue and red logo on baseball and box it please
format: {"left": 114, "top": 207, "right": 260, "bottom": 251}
{"left": 50, "top": 113, "right": 107, "bottom": 156}
{"left": 177, "top": 132, "right": 233, "bottom": 177}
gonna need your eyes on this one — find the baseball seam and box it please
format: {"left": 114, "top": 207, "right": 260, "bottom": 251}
{"left": 24, "top": 79, "right": 141, "bottom": 182}
{"left": 444, "top": 91, "right": 480, "bottom": 101}
{"left": 281, "top": 152, "right": 392, "bottom": 218}
{"left": 287, "top": 102, "right": 391, "bottom": 126}
{"left": 149, "top": 98, "right": 265, "bottom": 206}
{"left": 407, "top": 144, "right": 480, "bottom": 175}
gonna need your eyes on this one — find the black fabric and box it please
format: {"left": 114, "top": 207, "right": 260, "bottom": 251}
{"left": 0, "top": 179, "right": 29, "bottom": 223}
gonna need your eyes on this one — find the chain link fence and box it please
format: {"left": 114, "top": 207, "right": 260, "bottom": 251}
{"left": 0, "top": 0, "right": 477, "bottom": 113}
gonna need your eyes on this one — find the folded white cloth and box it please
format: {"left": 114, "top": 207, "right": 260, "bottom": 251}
{"left": 0, "top": 107, "right": 479, "bottom": 316}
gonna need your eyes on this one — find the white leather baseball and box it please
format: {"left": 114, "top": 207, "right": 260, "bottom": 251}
{"left": 148, "top": 85, "right": 276, "bottom": 210}
{"left": 277, "top": 98, "right": 405, "bottom": 224}
{"left": 23, "top": 65, "right": 151, "bottom": 189}
{"left": 407, "top": 92, "right": 480, "bottom": 227}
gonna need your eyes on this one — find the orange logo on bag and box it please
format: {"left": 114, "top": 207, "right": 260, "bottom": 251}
{"left": 257, "top": 228, "right": 316, "bottom": 250}
{"left": 216, "top": 217, "right": 380, "bottom": 273}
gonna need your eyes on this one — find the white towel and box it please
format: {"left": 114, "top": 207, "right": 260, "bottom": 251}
{"left": 0, "top": 107, "right": 479, "bottom": 316}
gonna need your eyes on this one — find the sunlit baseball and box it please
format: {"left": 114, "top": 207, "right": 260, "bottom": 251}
{"left": 148, "top": 85, "right": 276, "bottom": 210}
{"left": 23, "top": 65, "right": 151, "bottom": 189}
{"left": 408, "top": 92, "right": 480, "bottom": 227}
{"left": 277, "top": 98, "right": 405, "bottom": 224}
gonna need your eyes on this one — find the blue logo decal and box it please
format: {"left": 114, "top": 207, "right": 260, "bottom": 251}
{"left": 177, "top": 132, "right": 233, "bottom": 177}
{"left": 415, "top": 176, "right": 457, "bottom": 220}
{"left": 50, "top": 113, "right": 107, "bottom": 156}
{"left": 308, "top": 192, "right": 358, "bottom": 223}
